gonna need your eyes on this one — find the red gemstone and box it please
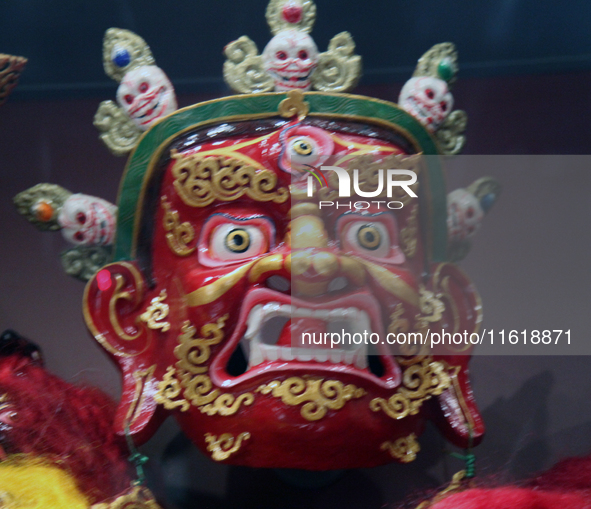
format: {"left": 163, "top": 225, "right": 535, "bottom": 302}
{"left": 282, "top": 2, "right": 303, "bottom": 23}
{"left": 96, "top": 269, "right": 112, "bottom": 291}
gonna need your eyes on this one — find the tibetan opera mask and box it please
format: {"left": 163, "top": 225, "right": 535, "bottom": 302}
{"left": 83, "top": 91, "right": 486, "bottom": 470}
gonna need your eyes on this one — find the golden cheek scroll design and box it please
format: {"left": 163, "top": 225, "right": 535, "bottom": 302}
{"left": 204, "top": 432, "right": 251, "bottom": 461}
{"left": 139, "top": 289, "right": 170, "bottom": 332}
{"left": 386, "top": 285, "right": 447, "bottom": 358}
{"left": 370, "top": 358, "right": 451, "bottom": 420}
{"left": 161, "top": 196, "right": 196, "bottom": 256}
{"left": 256, "top": 378, "right": 366, "bottom": 421}
{"left": 170, "top": 150, "right": 289, "bottom": 208}
{"left": 381, "top": 433, "right": 421, "bottom": 463}
{"left": 154, "top": 366, "right": 190, "bottom": 412}
{"left": 154, "top": 315, "right": 254, "bottom": 416}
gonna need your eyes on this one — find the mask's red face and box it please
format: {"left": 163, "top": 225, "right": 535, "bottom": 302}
{"left": 84, "top": 116, "right": 484, "bottom": 470}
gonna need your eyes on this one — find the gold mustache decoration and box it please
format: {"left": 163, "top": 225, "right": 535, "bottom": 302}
{"left": 185, "top": 253, "right": 419, "bottom": 307}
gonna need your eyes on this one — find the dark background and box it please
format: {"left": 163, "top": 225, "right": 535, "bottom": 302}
{"left": 3, "top": 0, "right": 591, "bottom": 99}
{"left": 1, "top": 1, "right": 591, "bottom": 508}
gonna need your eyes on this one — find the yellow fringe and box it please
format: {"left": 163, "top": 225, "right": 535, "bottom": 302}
{"left": 0, "top": 459, "right": 89, "bottom": 509}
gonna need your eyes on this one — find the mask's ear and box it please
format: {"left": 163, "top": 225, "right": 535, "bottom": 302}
{"left": 427, "top": 262, "right": 486, "bottom": 448}
{"left": 84, "top": 261, "right": 166, "bottom": 442}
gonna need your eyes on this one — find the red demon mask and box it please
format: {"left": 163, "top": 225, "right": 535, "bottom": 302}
{"left": 83, "top": 92, "right": 484, "bottom": 469}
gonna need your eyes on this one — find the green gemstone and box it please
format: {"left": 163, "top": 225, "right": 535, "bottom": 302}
{"left": 437, "top": 59, "right": 454, "bottom": 82}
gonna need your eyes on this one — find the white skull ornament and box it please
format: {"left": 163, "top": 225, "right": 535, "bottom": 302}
{"left": 57, "top": 194, "right": 117, "bottom": 246}
{"left": 116, "top": 65, "right": 177, "bottom": 131}
{"left": 447, "top": 189, "right": 484, "bottom": 243}
{"left": 262, "top": 29, "right": 319, "bottom": 91}
{"left": 399, "top": 76, "right": 453, "bottom": 131}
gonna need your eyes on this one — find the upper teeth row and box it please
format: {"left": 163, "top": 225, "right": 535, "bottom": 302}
{"left": 245, "top": 303, "right": 368, "bottom": 339}
{"left": 249, "top": 344, "right": 367, "bottom": 368}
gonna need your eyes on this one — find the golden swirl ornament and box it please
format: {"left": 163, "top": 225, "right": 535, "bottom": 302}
{"left": 256, "top": 377, "right": 366, "bottom": 421}
{"left": 154, "top": 366, "right": 190, "bottom": 412}
{"left": 312, "top": 32, "right": 362, "bottom": 93}
{"left": 165, "top": 318, "right": 255, "bottom": 416}
{"left": 139, "top": 290, "right": 170, "bottom": 332}
{"left": 170, "top": 151, "right": 288, "bottom": 208}
{"left": 204, "top": 432, "right": 251, "bottom": 461}
{"left": 93, "top": 100, "right": 141, "bottom": 157}
{"left": 13, "top": 183, "right": 72, "bottom": 232}
{"left": 161, "top": 196, "right": 196, "bottom": 256}
{"left": 279, "top": 90, "right": 310, "bottom": 118}
{"left": 370, "top": 358, "right": 451, "bottom": 420}
{"left": 436, "top": 109, "right": 468, "bottom": 155}
{"left": 102, "top": 28, "right": 154, "bottom": 82}
{"left": 223, "top": 37, "right": 274, "bottom": 94}
{"left": 381, "top": 433, "right": 421, "bottom": 463}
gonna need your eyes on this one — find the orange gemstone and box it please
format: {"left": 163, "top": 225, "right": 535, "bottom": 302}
{"left": 35, "top": 201, "right": 54, "bottom": 222}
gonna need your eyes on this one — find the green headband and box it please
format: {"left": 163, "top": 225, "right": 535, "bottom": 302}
{"left": 113, "top": 91, "right": 447, "bottom": 263}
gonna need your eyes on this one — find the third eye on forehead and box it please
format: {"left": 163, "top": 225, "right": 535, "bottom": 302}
{"left": 293, "top": 140, "right": 312, "bottom": 154}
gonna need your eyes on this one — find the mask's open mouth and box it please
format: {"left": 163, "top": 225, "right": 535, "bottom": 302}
{"left": 269, "top": 69, "right": 313, "bottom": 87}
{"left": 210, "top": 288, "right": 401, "bottom": 389}
{"left": 244, "top": 303, "right": 371, "bottom": 369}
{"left": 405, "top": 96, "right": 442, "bottom": 126}
{"left": 132, "top": 86, "right": 167, "bottom": 125}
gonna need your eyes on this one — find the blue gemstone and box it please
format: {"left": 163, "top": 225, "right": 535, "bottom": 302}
{"left": 480, "top": 193, "right": 496, "bottom": 213}
{"left": 113, "top": 48, "right": 131, "bottom": 68}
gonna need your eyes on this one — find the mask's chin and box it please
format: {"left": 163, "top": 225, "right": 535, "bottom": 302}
{"left": 208, "top": 287, "right": 402, "bottom": 390}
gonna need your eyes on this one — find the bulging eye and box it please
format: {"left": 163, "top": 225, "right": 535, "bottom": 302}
{"left": 288, "top": 136, "right": 319, "bottom": 166}
{"left": 225, "top": 228, "right": 250, "bottom": 253}
{"left": 440, "top": 101, "right": 448, "bottom": 112}
{"left": 210, "top": 224, "right": 267, "bottom": 262}
{"left": 276, "top": 51, "right": 288, "bottom": 60}
{"left": 298, "top": 49, "right": 308, "bottom": 60}
{"left": 76, "top": 212, "right": 87, "bottom": 224}
{"left": 357, "top": 224, "right": 381, "bottom": 250}
{"left": 124, "top": 94, "right": 134, "bottom": 104}
{"left": 341, "top": 220, "right": 400, "bottom": 261}
{"left": 425, "top": 88, "right": 435, "bottom": 99}
{"left": 139, "top": 81, "right": 149, "bottom": 93}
